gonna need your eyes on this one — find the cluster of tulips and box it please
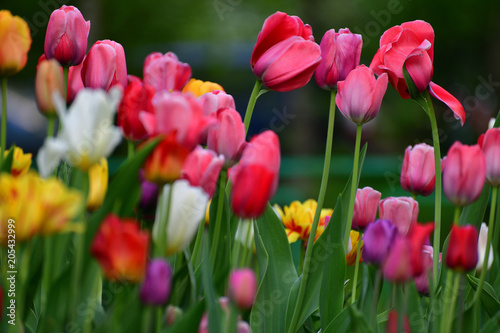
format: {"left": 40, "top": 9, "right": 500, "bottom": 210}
{"left": 1, "top": 4, "right": 500, "bottom": 333}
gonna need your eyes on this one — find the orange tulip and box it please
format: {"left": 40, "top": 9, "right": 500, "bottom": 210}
{"left": 0, "top": 10, "right": 31, "bottom": 76}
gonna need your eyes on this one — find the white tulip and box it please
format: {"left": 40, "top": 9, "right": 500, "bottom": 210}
{"left": 476, "top": 222, "right": 494, "bottom": 273}
{"left": 153, "top": 179, "right": 209, "bottom": 255}
{"left": 37, "top": 88, "right": 122, "bottom": 177}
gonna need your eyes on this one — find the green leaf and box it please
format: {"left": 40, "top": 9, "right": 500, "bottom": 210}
{"left": 406, "top": 281, "right": 426, "bottom": 333}
{"left": 467, "top": 274, "right": 500, "bottom": 317}
{"left": 459, "top": 185, "right": 491, "bottom": 228}
{"left": 323, "top": 306, "right": 352, "bottom": 333}
{"left": 0, "top": 145, "right": 14, "bottom": 174}
{"left": 250, "top": 204, "right": 298, "bottom": 333}
{"left": 480, "top": 309, "right": 500, "bottom": 333}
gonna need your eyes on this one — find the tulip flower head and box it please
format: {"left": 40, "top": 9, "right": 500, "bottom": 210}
{"left": 181, "top": 146, "right": 225, "bottom": 196}
{"left": 139, "top": 259, "right": 173, "bottom": 305}
{"left": 143, "top": 51, "right": 191, "bottom": 92}
{"left": 414, "top": 245, "right": 434, "bottom": 294}
{"left": 352, "top": 186, "right": 381, "bottom": 230}
{"left": 346, "top": 230, "right": 363, "bottom": 265}
{"left": 0, "top": 10, "right": 32, "bottom": 76}
{"left": 400, "top": 143, "right": 436, "bottom": 196}
{"left": 67, "top": 61, "right": 84, "bottom": 104}
{"left": 198, "top": 90, "right": 235, "bottom": 116}
{"left": 446, "top": 224, "right": 478, "bottom": 272}
{"left": 182, "top": 78, "right": 224, "bottom": 97}
{"left": 86, "top": 158, "right": 108, "bottom": 212}
{"left": 207, "top": 108, "right": 246, "bottom": 163}
{"left": 379, "top": 196, "right": 419, "bottom": 235}
{"left": 479, "top": 127, "right": 500, "bottom": 186}
{"left": 36, "top": 58, "right": 64, "bottom": 116}
{"left": 4, "top": 146, "right": 32, "bottom": 177}
{"left": 476, "top": 223, "right": 493, "bottom": 273}
{"left": 362, "top": 219, "right": 397, "bottom": 265}
{"left": 228, "top": 268, "right": 257, "bottom": 309}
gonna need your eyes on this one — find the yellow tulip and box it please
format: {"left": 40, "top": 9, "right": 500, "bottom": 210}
{"left": 86, "top": 158, "right": 108, "bottom": 212}
{"left": 346, "top": 230, "right": 363, "bottom": 266}
{"left": 0, "top": 10, "right": 31, "bottom": 76}
{"left": 182, "top": 78, "right": 224, "bottom": 97}
{"left": 3, "top": 146, "right": 32, "bottom": 176}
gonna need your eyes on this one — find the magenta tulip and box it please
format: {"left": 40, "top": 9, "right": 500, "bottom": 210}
{"left": 143, "top": 51, "right": 191, "bottom": 92}
{"left": 228, "top": 268, "right": 257, "bottom": 309}
{"left": 443, "top": 142, "right": 486, "bottom": 207}
{"left": 139, "top": 259, "right": 172, "bottom": 305}
{"left": 198, "top": 90, "right": 235, "bottom": 116}
{"left": 479, "top": 127, "right": 500, "bottom": 186}
{"left": 400, "top": 143, "right": 436, "bottom": 196}
{"left": 315, "top": 28, "right": 362, "bottom": 90}
{"left": 335, "top": 65, "right": 388, "bottom": 125}
{"left": 44, "top": 5, "right": 90, "bottom": 67}
{"left": 207, "top": 108, "right": 246, "bottom": 163}
{"left": 446, "top": 224, "right": 478, "bottom": 272}
{"left": 362, "top": 219, "right": 397, "bottom": 265}
{"left": 181, "top": 146, "right": 225, "bottom": 197}
{"left": 352, "top": 187, "right": 381, "bottom": 230}
{"left": 379, "top": 196, "right": 419, "bottom": 235}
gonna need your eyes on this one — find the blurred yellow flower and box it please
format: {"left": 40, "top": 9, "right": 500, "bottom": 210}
{"left": 274, "top": 199, "right": 333, "bottom": 243}
{"left": 86, "top": 158, "right": 108, "bottom": 212}
{"left": 0, "top": 10, "right": 32, "bottom": 76}
{"left": 182, "top": 78, "right": 224, "bottom": 97}
{"left": 205, "top": 198, "right": 211, "bottom": 225}
{"left": 346, "top": 230, "right": 363, "bottom": 266}
{"left": 3, "top": 146, "right": 32, "bottom": 176}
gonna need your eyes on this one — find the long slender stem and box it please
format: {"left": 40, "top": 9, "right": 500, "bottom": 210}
{"left": 243, "top": 80, "right": 262, "bottom": 134}
{"left": 287, "top": 90, "right": 336, "bottom": 333}
{"left": 127, "top": 140, "right": 135, "bottom": 158}
{"left": 1, "top": 77, "right": 7, "bottom": 164}
{"left": 47, "top": 116, "right": 56, "bottom": 138}
{"left": 444, "top": 272, "right": 461, "bottom": 333}
{"left": 370, "top": 269, "right": 382, "bottom": 325}
{"left": 351, "top": 231, "right": 363, "bottom": 303}
{"left": 41, "top": 236, "right": 53, "bottom": 316}
{"left": 210, "top": 170, "right": 227, "bottom": 268}
{"left": 184, "top": 249, "right": 197, "bottom": 306}
{"left": 473, "top": 186, "right": 498, "bottom": 303}
{"left": 453, "top": 206, "right": 462, "bottom": 225}
{"left": 343, "top": 124, "right": 363, "bottom": 248}
{"left": 440, "top": 270, "right": 454, "bottom": 333}
{"left": 191, "top": 216, "right": 205, "bottom": 266}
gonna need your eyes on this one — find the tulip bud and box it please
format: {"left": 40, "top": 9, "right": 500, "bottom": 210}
{"left": 165, "top": 305, "right": 183, "bottom": 326}
{"left": 182, "top": 78, "right": 224, "bottom": 97}
{"left": 139, "top": 259, "right": 172, "bottom": 305}
{"left": 67, "top": 61, "right": 84, "bottom": 104}
{"left": 198, "top": 90, "right": 235, "bottom": 116}
{"left": 400, "top": 143, "right": 436, "bottom": 196}
{"left": 86, "top": 158, "right": 108, "bottom": 212}
{"left": 443, "top": 142, "right": 486, "bottom": 207}
{"left": 446, "top": 224, "right": 478, "bottom": 272}
{"left": 362, "top": 219, "right": 397, "bottom": 265}
{"left": 315, "top": 28, "right": 362, "bottom": 90}
{"left": 479, "top": 127, "right": 500, "bottom": 187}
{"left": 228, "top": 268, "right": 257, "bottom": 309}
{"left": 0, "top": 10, "right": 32, "bottom": 76}
{"left": 352, "top": 187, "right": 381, "bottom": 230}
{"left": 379, "top": 196, "right": 419, "bottom": 235}
{"left": 335, "top": 65, "right": 388, "bottom": 125}
{"left": 4, "top": 146, "right": 32, "bottom": 177}
{"left": 82, "top": 40, "right": 127, "bottom": 91}
{"left": 36, "top": 59, "right": 65, "bottom": 116}
{"left": 44, "top": 6, "right": 90, "bottom": 67}
{"left": 143, "top": 51, "right": 191, "bottom": 92}
{"left": 476, "top": 223, "right": 493, "bottom": 273}
{"left": 207, "top": 108, "right": 246, "bottom": 163}
{"left": 181, "top": 146, "right": 225, "bottom": 196}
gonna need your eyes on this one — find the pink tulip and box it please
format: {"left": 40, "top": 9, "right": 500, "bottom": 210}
{"left": 230, "top": 131, "right": 280, "bottom": 218}
{"left": 400, "top": 143, "right": 436, "bottom": 196}
{"left": 67, "top": 61, "right": 84, "bottom": 104}
{"left": 352, "top": 187, "right": 381, "bottom": 230}
{"left": 198, "top": 90, "right": 235, "bottom": 116}
{"left": 140, "top": 91, "right": 214, "bottom": 150}
{"left": 335, "top": 65, "right": 388, "bottom": 125}
{"left": 207, "top": 108, "right": 246, "bottom": 163}
{"left": 315, "top": 28, "right": 362, "bottom": 90}
{"left": 181, "top": 146, "right": 225, "bottom": 197}
{"left": 228, "top": 268, "right": 257, "bottom": 309}
{"left": 413, "top": 245, "right": 433, "bottom": 294}
{"left": 44, "top": 5, "right": 90, "bottom": 67}
{"left": 143, "top": 52, "right": 191, "bottom": 92}
{"left": 369, "top": 20, "right": 465, "bottom": 125}
{"left": 81, "top": 40, "right": 127, "bottom": 91}
{"left": 479, "top": 127, "right": 500, "bottom": 186}
{"left": 443, "top": 142, "right": 486, "bottom": 207}
{"left": 379, "top": 196, "right": 419, "bottom": 235}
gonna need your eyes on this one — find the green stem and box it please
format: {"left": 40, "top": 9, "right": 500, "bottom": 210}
{"left": 298, "top": 242, "right": 306, "bottom": 275}
{"left": 343, "top": 124, "right": 363, "bottom": 248}
{"left": 183, "top": 249, "right": 197, "bottom": 306}
{"left": 243, "top": 80, "right": 262, "bottom": 134}
{"left": 191, "top": 216, "right": 205, "bottom": 267}
{"left": 441, "top": 271, "right": 461, "bottom": 333}
{"left": 210, "top": 170, "right": 227, "bottom": 268}
{"left": 156, "top": 307, "right": 163, "bottom": 332}
{"left": 287, "top": 90, "right": 336, "bottom": 333}
{"left": 41, "top": 236, "right": 53, "bottom": 316}
{"left": 155, "top": 184, "right": 174, "bottom": 257}
{"left": 351, "top": 231, "right": 363, "bottom": 304}
{"left": 454, "top": 206, "right": 462, "bottom": 225}
{"left": 370, "top": 269, "right": 382, "bottom": 325}
{"left": 495, "top": 188, "right": 500, "bottom": 255}
{"left": 1, "top": 77, "right": 7, "bottom": 164}
{"left": 473, "top": 186, "right": 498, "bottom": 303}
{"left": 47, "top": 116, "right": 56, "bottom": 138}
{"left": 141, "top": 307, "right": 153, "bottom": 333}
{"left": 238, "top": 220, "right": 253, "bottom": 268}
{"left": 60, "top": 67, "right": 69, "bottom": 132}
{"left": 127, "top": 140, "right": 135, "bottom": 158}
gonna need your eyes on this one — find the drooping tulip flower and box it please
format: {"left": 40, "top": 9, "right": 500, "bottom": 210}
{"left": 153, "top": 179, "right": 209, "bottom": 255}
{"left": 36, "top": 58, "right": 64, "bottom": 116}
{"left": 0, "top": 10, "right": 31, "bottom": 76}
{"left": 91, "top": 214, "right": 149, "bottom": 282}
{"left": 182, "top": 78, "right": 223, "bottom": 97}
{"left": 335, "top": 65, "right": 388, "bottom": 125}
{"left": 478, "top": 127, "right": 500, "bottom": 187}
{"left": 230, "top": 131, "right": 280, "bottom": 218}
{"left": 400, "top": 143, "right": 436, "bottom": 196}
{"left": 476, "top": 223, "right": 493, "bottom": 273}
{"left": 67, "top": 61, "right": 84, "bottom": 104}
{"left": 117, "top": 78, "right": 156, "bottom": 141}
{"left": 36, "top": 88, "right": 123, "bottom": 177}
{"left": 207, "top": 108, "right": 246, "bottom": 163}
{"left": 81, "top": 40, "right": 127, "bottom": 91}
{"left": 86, "top": 158, "right": 108, "bottom": 212}
{"left": 443, "top": 142, "right": 486, "bottom": 207}
{"left": 198, "top": 90, "right": 236, "bottom": 116}
{"left": 4, "top": 146, "right": 31, "bottom": 177}
{"left": 369, "top": 20, "right": 465, "bottom": 125}
{"left": 228, "top": 268, "right": 257, "bottom": 309}
{"left": 181, "top": 146, "right": 225, "bottom": 196}
{"left": 143, "top": 51, "right": 191, "bottom": 92}
{"left": 352, "top": 186, "right": 381, "bottom": 230}
{"left": 44, "top": 5, "right": 90, "bottom": 67}
{"left": 315, "top": 28, "right": 362, "bottom": 90}
{"left": 379, "top": 196, "right": 419, "bottom": 235}
{"left": 414, "top": 245, "right": 434, "bottom": 294}
{"left": 139, "top": 259, "right": 173, "bottom": 305}
{"left": 362, "top": 219, "right": 397, "bottom": 265}
{"left": 446, "top": 224, "right": 478, "bottom": 272}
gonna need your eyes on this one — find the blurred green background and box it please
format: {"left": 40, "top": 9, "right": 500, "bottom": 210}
{"left": 3, "top": 0, "right": 500, "bottom": 232}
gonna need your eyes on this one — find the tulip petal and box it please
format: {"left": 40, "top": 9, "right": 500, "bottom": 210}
{"left": 37, "top": 137, "right": 68, "bottom": 178}
{"left": 428, "top": 82, "right": 465, "bottom": 126}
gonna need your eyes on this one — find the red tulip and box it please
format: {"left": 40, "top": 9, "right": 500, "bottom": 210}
{"left": 479, "top": 127, "right": 500, "bottom": 186}
{"left": 207, "top": 108, "right": 246, "bottom": 163}
{"left": 81, "top": 39, "right": 127, "bottom": 91}
{"left": 91, "top": 214, "right": 149, "bottom": 283}
{"left": 44, "top": 5, "right": 90, "bottom": 67}
{"left": 181, "top": 146, "right": 225, "bottom": 196}
{"left": 387, "top": 310, "right": 411, "bottom": 333}
{"left": 315, "top": 28, "right": 362, "bottom": 90}
{"left": 414, "top": 245, "right": 434, "bottom": 294}
{"left": 335, "top": 65, "right": 388, "bottom": 125}
{"left": 198, "top": 90, "right": 235, "bottom": 116}
{"left": 443, "top": 142, "right": 486, "bottom": 207}
{"left": 67, "top": 61, "right": 84, "bottom": 104}
{"left": 446, "top": 224, "right": 478, "bottom": 272}
{"left": 369, "top": 20, "right": 465, "bottom": 125}
{"left": 117, "top": 77, "right": 156, "bottom": 141}
{"left": 143, "top": 51, "right": 191, "bottom": 92}
{"left": 400, "top": 143, "right": 436, "bottom": 196}
{"left": 230, "top": 130, "right": 280, "bottom": 218}
{"left": 352, "top": 187, "right": 381, "bottom": 230}
{"left": 379, "top": 196, "right": 419, "bottom": 235}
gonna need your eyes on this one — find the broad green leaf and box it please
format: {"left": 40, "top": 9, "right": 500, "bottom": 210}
{"left": 0, "top": 145, "right": 14, "bottom": 173}
{"left": 467, "top": 275, "right": 500, "bottom": 317}
{"left": 406, "top": 281, "right": 426, "bottom": 333}
{"left": 480, "top": 308, "right": 500, "bottom": 333}
{"left": 323, "top": 306, "right": 352, "bottom": 333}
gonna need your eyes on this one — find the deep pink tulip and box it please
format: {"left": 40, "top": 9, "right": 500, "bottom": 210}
{"left": 140, "top": 91, "right": 215, "bottom": 150}
{"left": 228, "top": 268, "right": 257, "bottom": 309}
{"left": 143, "top": 52, "right": 191, "bottom": 92}
{"left": 198, "top": 90, "right": 235, "bottom": 116}
{"left": 414, "top": 245, "right": 433, "bottom": 294}
{"left": 44, "top": 5, "right": 90, "bottom": 67}
{"left": 81, "top": 40, "right": 127, "bottom": 91}
{"left": 230, "top": 131, "right": 280, "bottom": 218}
{"left": 400, "top": 143, "right": 436, "bottom": 197}
{"left": 443, "top": 142, "right": 486, "bottom": 207}
{"left": 352, "top": 187, "right": 381, "bottom": 230}
{"left": 446, "top": 224, "right": 478, "bottom": 272}
{"left": 315, "top": 28, "right": 362, "bottom": 90}
{"left": 207, "top": 108, "right": 246, "bottom": 163}
{"left": 335, "top": 65, "right": 388, "bottom": 125}
{"left": 379, "top": 196, "right": 418, "bottom": 235}
{"left": 362, "top": 219, "right": 397, "bottom": 265}
{"left": 139, "top": 259, "right": 172, "bottom": 305}
{"left": 479, "top": 128, "right": 500, "bottom": 186}
{"left": 181, "top": 146, "right": 225, "bottom": 197}
{"left": 369, "top": 20, "right": 465, "bottom": 125}
{"left": 67, "top": 61, "right": 84, "bottom": 104}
